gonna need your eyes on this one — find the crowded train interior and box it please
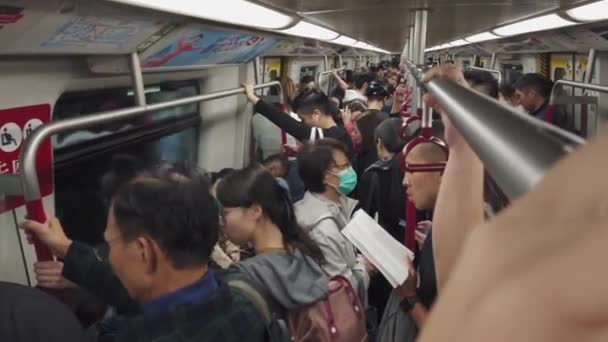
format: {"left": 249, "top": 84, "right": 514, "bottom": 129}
{"left": 1, "top": 0, "right": 607, "bottom": 341}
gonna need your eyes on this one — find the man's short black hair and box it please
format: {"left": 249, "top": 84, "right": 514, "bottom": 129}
{"left": 514, "top": 73, "right": 554, "bottom": 98}
{"left": 263, "top": 154, "right": 288, "bottom": 169}
{"left": 300, "top": 75, "right": 315, "bottom": 86}
{"left": 463, "top": 69, "right": 499, "bottom": 99}
{"left": 499, "top": 82, "right": 516, "bottom": 98}
{"left": 292, "top": 90, "right": 332, "bottom": 116}
{"left": 354, "top": 73, "right": 376, "bottom": 90}
{"left": 298, "top": 139, "right": 349, "bottom": 193}
{"left": 112, "top": 165, "right": 217, "bottom": 268}
{"left": 375, "top": 118, "right": 406, "bottom": 153}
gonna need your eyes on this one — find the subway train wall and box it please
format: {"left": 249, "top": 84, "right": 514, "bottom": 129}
{"left": 0, "top": 56, "right": 255, "bottom": 285}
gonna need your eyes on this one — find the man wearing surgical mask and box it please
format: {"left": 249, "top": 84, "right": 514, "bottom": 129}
{"left": 294, "top": 138, "right": 373, "bottom": 304}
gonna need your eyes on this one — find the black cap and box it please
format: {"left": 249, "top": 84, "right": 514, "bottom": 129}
{"left": 365, "top": 81, "right": 389, "bottom": 98}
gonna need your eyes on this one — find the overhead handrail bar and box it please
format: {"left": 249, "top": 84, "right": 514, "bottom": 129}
{"left": 18, "top": 53, "right": 282, "bottom": 263}
{"left": 467, "top": 65, "right": 502, "bottom": 85}
{"left": 403, "top": 59, "right": 584, "bottom": 200}
{"left": 550, "top": 79, "right": 608, "bottom": 105}
{"left": 317, "top": 68, "right": 346, "bottom": 93}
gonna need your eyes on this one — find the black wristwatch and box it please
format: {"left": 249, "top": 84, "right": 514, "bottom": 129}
{"left": 399, "top": 295, "right": 420, "bottom": 313}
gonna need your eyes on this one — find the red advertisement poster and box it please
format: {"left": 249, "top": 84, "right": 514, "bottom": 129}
{"left": 0, "top": 104, "right": 53, "bottom": 214}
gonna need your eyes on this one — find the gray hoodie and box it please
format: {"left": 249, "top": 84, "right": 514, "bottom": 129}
{"left": 294, "top": 191, "right": 370, "bottom": 304}
{"left": 235, "top": 249, "right": 328, "bottom": 310}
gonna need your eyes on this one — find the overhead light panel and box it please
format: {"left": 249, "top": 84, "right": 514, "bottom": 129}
{"left": 353, "top": 41, "right": 370, "bottom": 49}
{"left": 465, "top": 31, "right": 500, "bottom": 43}
{"left": 493, "top": 14, "right": 575, "bottom": 37}
{"left": 106, "top": 0, "right": 294, "bottom": 30}
{"left": 449, "top": 39, "right": 469, "bottom": 47}
{"left": 567, "top": 0, "right": 608, "bottom": 22}
{"left": 280, "top": 21, "right": 340, "bottom": 41}
{"left": 331, "top": 35, "right": 358, "bottom": 46}
{"left": 425, "top": 46, "right": 441, "bottom": 52}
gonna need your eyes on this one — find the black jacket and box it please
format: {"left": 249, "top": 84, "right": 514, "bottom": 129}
{"left": 0, "top": 281, "right": 90, "bottom": 342}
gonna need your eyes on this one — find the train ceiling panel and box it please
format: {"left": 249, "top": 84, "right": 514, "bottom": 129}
{"left": 257, "top": 0, "right": 587, "bottom": 51}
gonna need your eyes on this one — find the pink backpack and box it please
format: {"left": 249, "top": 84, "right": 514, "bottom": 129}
{"left": 287, "top": 275, "right": 368, "bottom": 342}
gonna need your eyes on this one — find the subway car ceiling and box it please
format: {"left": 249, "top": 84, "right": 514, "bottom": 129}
{"left": 4, "top": 0, "right": 608, "bottom": 69}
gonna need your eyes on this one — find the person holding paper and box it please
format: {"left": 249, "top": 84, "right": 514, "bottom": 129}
{"left": 375, "top": 141, "right": 448, "bottom": 342}
{"left": 294, "top": 138, "right": 374, "bottom": 305}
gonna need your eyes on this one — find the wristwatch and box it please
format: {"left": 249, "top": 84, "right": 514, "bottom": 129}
{"left": 399, "top": 295, "right": 420, "bottom": 313}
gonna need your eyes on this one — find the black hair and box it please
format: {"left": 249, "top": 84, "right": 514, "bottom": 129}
{"left": 354, "top": 73, "right": 376, "bottom": 90}
{"left": 298, "top": 138, "right": 349, "bottom": 193}
{"left": 347, "top": 100, "right": 367, "bottom": 113}
{"left": 499, "top": 82, "right": 516, "bottom": 98}
{"left": 344, "top": 70, "right": 355, "bottom": 84}
{"left": 514, "top": 73, "right": 554, "bottom": 98}
{"left": 216, "top": 165, "right": 325, "bottom": 264}
{"left": 355, "top": 111, "right": 383, "bottom": 153}
{"left": 365, "top": 81, "right": 390, "bottom": 101}
{"left": 463, "top": 69, "right": 499, "bottom": 99}
{"left": 331, "top": 87, "right": 345, "bottom": 103}
{"left": 112, "top": 165, "right": 217, "bottom": 268}
{"left": 263, "top": 154, "right": 288, "bottom": 169}
{"left": 375, "top": 118, "right": 407, "bottom": 153}
{"left": 300, "top": 75, "right": 315, "bottom": 86}
{"left": 292, "top": 89, "right": 332, "bottom": 116}
{"left": 390, "top": 59, "right": 400, "bottom": 70}
{"left": 210, "top": 168, "right": 236, "bottom": 185}
{"left": 101, "top": 155, "right": 144, "bottom": 203}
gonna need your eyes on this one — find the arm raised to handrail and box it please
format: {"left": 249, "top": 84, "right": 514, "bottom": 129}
{"left": 550, "top": 79, "right": 608, "bottom": 105}
{"left": 19, "top": 81, "right": 282, "bottom": 227}
{"left": 403, "top": 59, "right": 584, "bottom": 199}
{"left": 467, "top": 66, "right": 502, "bottom": 85}
{"left": 316, "top": 68, "right": 346, "bottom": 88}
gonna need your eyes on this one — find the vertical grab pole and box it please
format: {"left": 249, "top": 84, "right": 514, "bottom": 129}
{"left": 130, "top": 52, "right": 146, "bottom": 107}
{"left": 490, "top": 53, "right": 497, "bottom": 70}
{"left": 405, "top": 9, "right": 428, "bottom": 250}
{"left": 582, "top": 48, "right": 597, "bottom": 137}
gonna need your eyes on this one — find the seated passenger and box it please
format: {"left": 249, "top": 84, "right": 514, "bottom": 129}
{"left": 242, "top": 83, "right": 354, "bottom": 156}
{"left": 295, "top": 139, "right": 373, "bottom": 303}
{"left": 463, "top": 69, "right": 499, "bottom": 99}
{"left": 262, "top": 154, "right": 290, "bottom": 194}
{"left": 216, "top": 165, "right": 328, "bottom": 317}
{"left": 352, "top": 112, "right": 383, "bottom": 178}
{"left": 376, "top": 142, "right": 447, "bottom": 342}
{"left": 0, "top": 281, "right": 89, "bottom": 342}
{"left": 514, "top": 73, "right": 574, "bottom": 131}
{"left": 21, "top": 166, "right": 267, "bottom": 342}
{"left": 210, "top": 169, "right": 241, "bottom": 269}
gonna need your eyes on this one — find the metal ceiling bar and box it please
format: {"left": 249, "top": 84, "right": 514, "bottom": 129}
{"left": 468, "top": 66, "right": 503, "bottom": 85}
{"left": 403, "top": 59, "right": 584, "bottom": 199}
{"left": 19, "top": 55, "right": 282, "bottom": 223}
{"left": 550, "top": 79, "right": 608, "bottom": 106}
{"left": 317, "top": 68, "right": 345, "bottom": 93}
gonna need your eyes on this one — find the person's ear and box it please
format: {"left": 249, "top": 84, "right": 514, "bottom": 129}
{"left": 137, "top": 236, "right": 158, "bottom": 275}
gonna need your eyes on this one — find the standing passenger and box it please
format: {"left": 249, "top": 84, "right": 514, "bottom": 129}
{"left": 21, "top": 166, "right": 268, "bottom": 342}
{"left": 376, "top": 142, "right": 447, "bottom": 342}
{"left": 295, "top": 139, "right": 374, "bottom": 303}
{"left": 216, "top": 165, "right": 328, "bottom": 318}
{"left": 242, "top": 83, "right": 354, "bottom": 157}
{"left": 352, "top": 112, "right": 383, "bottom": 178}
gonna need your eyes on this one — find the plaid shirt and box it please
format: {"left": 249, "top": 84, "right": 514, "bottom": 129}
{"left": 114, "top": 282, "right": 267, "bottom": 342}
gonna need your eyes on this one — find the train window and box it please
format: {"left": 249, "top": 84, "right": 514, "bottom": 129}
{"left": 53, "top": 81, "right": 200, "bottom": 246}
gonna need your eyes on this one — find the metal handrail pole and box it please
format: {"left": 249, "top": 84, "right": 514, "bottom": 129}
{"left": 404, "top": 59, "right": 584, "bottom": 199}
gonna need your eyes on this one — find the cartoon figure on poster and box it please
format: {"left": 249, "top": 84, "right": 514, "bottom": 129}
{"left": 143, "top": 31, "right": 206, "bottom": 67}
{"left": 143, "top": 28, "right": 279, "bottom": 67}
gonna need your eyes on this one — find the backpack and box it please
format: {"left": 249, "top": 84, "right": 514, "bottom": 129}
{"left": 227, "top": 272, "right": 368, "bottom": 342}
